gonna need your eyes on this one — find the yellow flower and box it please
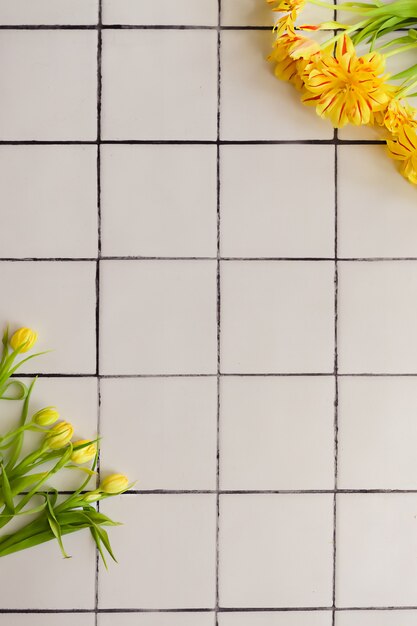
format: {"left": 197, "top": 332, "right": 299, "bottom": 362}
{"left": 274, "top": 12, "right": 296, "bottom": 37}
{"left": 302, "top": 35, "right": 390, "bottom": 127}
{"left": 71, "top": 440, "right": 97, "bottom": 464}
{"left": 32, "top": 406, "right": 59, "bottom": 426}
{"left": 100, "top": 474, "right": 129, "bottom": 494}
{"left": 268, "top": 0, "right": 305, "bottom": 13}
{"left": 387, "top": 125, "right": 417, "bottom": 184}
{"left": 44, "top": 421, "right": 74, "bottom": 450}
{"left": 269, "top": 33, "right": 320, "bottom": 90}
{"left": 375, "top": 98, "right": 417, "bottom": 135}
{"left": 10, "top": 327, "right": 38, "bottom": 353}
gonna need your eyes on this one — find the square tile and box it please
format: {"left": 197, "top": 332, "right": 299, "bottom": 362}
{"left": 0, "top": 262, "right": 96, "bottom": 374}
{"left": 338, "top": 377, "right": 417, "bottom": 489}
{"left": 220, "top": 261, "right": 335, "bottom": 373}
{"left": 219, "top": 613, "right": 332, "bottom": 626}
{"left": 0, "top": 617, "right": 94, "bottom": 626}
{"left": 338, "top": 146, "right": 417, "bottom": 258}
{"left": 220, "top": 376, "right": 335, "bottom": 489}
{"left": 0, "top": 0, "right": 98, "bottom": 24}
{"left": 101, "top": 145, "right": 217, "bottom": 257}
{"left": 99, "top": 614, "right": 215, "bottom": 626}
{"left": 337, "top": 494, "right": 417, "bottom": 607}
{"left": 338, "top": 261, "right": 417, "bottom": 373}
{"left": 103, "top": 0, "right": 218, "bottom": 25}
{"left": 102, "top": 30, "right": 218, "bottom": 140}
{"left": 220, "top": 31, "right": 334, "bottom": 140}
{"left": 0, "top": 528, "right": 95, "bottom": 609}
{"left": 0, "top": 377, "right": 97, "bottom": 491}
{"left": 99, "top": 494, "right": 217, "bottom": 608}
{"left": 221, "top": 0, "right": 276, "bottom": 25}
{"left": 0, "top": 31, "right": 97, "bottom": 140}
{"left": 100, "top": 377, "right": 217, "bottom": 490}
{"left": 0, "top": 146, "right": 97, "bottom": 259}
{"left": 100, "top": 260, "right": 217, "bottom": 375}
{"left": 219, "top": 494, "right": 334, "bottom": 607}
{"left": 336, "top": 611, "right": 417, "bottom": 626}
{"left": 220, "top": 145, "right": 335, "bottom": 258}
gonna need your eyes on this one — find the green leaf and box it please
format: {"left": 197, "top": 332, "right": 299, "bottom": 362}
{"left": 46, "top": 495, "right": 70, "bottom": 559}
{"left": 6, "top": 377, "right": 37, "bottom": 473}
{"left": 90, "top": 525, "right": 108, "bottom": 569}
{"left": 0, "top": 380, "right": 28, "bottom": 401}
{"left": 1, "top": 464, "right": 15, "bottom": 513}
{"left": 392, "top": 62, "right": 417, "bottom": 80}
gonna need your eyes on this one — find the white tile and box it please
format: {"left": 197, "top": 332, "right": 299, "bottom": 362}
{"left": 336, "top": 611, "right": 417, "bottom": 626}
{"left": 221, "top": 0, "right": 276, "bottom": 25}
{"left": 102, "top": 30, "right": 217, "bottom": 140}
{"left": 0, "top": 262, "right": 96, "bottom": 374}
{"left": 337, "top": 494, "right": 417, "bottom": 606}
{"left": 221, "top": 0, "right": 331, "bottom": 27}
{"left": 338, "top": 262, "right": 417, "bottom": 374}
{"left": 100, "top": 377, "right": 217, "bottom": 490}
{"left": 99, "top": 495, "right": 217, "bottom": 609}
{"left": 0, "top": 617, "right": 94, "bottom": 626}
{"left": 219, "top": 613, "right": 333, "bottom": 626}
{"left": 220, "top": 31, "right": 334, "bottom": 140}
{"left": 101, "top": 145, "right": 217, "bottom": 257}
{"left": 0, "top": 377, "right": 97, "bottom": 491}
{"left": 220, "top": 261, "right": 335, "bottom": 373}
{"left": 0, "top": 529, "right": 95, "bottom": 608}
{"left": 219, "top": 494, "right": 334, "bottom": 607}
{"left": 0, "top": 31, "right": 97, "bottom": 140}
{"left": 0, "top": 0, "right": 98, "bottom": 24}
{"left": 220, "top": 145, "right": 335, "bottom": 258}
{"left": 0, "top": 146, "right": 97, "bottom": 258}
{"left": 338, "top": 146, "right": 417, "bottom": 258}
{"left": 103, "top": 0, "right": 218, "bottom": 25}
{"left": 220, "top": 376, "right": 334, "bottom": 489}
{"left": 338, "top": 377, "right": 417, "bottom": 489}
{"left": 100, "top": 260, "right": 217, "bottom": 375}
{"left": 100, "top": 614, "right": 215, "bottom": 626}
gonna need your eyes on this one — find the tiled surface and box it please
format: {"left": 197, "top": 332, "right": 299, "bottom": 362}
{"left": 1, "top": 0, "right": 417, "bottom": 623}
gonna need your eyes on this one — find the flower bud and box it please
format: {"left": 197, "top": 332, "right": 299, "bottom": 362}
{"left": 71, "top": 440, "right": 97, "bottom": 464}
{"left": 44, "top": 421, "right": 74, "bottom": 450}
{"left": 100, "top": 473, "right": 129, "bottom": 494}
{"left": 32, "top": 406, "right": 59, "bottom": 427}
{"left": 83, "top": 491, "right": 101, "bottom": 503}
{"left": 10, "top": 327, "right": 38, "bottom": 353}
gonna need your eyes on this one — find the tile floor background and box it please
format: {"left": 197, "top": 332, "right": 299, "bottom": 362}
{"left": 1, "top": 0, "right": 417, "bottom": 625}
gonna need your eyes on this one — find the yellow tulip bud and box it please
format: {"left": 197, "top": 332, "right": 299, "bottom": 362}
{"left": 32, "top": 406, "right": 59, "bottom": 426}
{"left": 44, "top": 421, "right": 74, "bottom": 450}
{"left": 100, "top": 473, "right": 129, "bottom": 494}
{"left": 71, "top": 440, "right": 97, "bottom": 464}
{"left": 10, "top": 327, "right": 38, "bottom": 353}
{"left": 83, "top": 491, "right": 101, "bottom": 503}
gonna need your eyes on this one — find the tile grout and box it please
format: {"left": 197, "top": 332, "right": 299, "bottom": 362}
{"left": 332, "top": 132, "right": 339, "bottom": 626}
{"left": 0, "top": 139, "right": 386, "bottom": 145}
{"left": 215, "top": 2, "right": 222, "bottom": 624}
{"left": 94, "top": 2, "right": 103, "bottom": 623}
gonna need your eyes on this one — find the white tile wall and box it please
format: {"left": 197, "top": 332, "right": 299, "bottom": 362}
{"left": 1, "top": 0, "right": 417, "bottom": 624}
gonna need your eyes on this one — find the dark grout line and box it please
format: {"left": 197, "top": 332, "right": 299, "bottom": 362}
{"left": 13, "top": 372, "right": 417, "bottom": 378}
{"left": 0, "top": 139, "right": 386, "bottom": 145}
{"left": 94, "top": 3, "right": 103, "bottom": 623}
{"left": 0, "top": 24, "right": 275, "bottom": 31}
{"left": 3, "top": 607, "right": 417, "bottom": 614}
{"left": 332, "top": 131, "right": 339, "bottom": 626}
{"left": 215, "top": 4, "right": 222, "bottom": 625}
{"left": 6, "top": 256, "right": 417, "bottom": 262}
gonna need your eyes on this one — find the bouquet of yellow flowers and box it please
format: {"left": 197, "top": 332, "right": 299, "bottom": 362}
{"left": 0, "top": 326, "right": 130, "bottom": 566}
{"left": 267, "top": 0, "right": 417, "bottom": 183}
